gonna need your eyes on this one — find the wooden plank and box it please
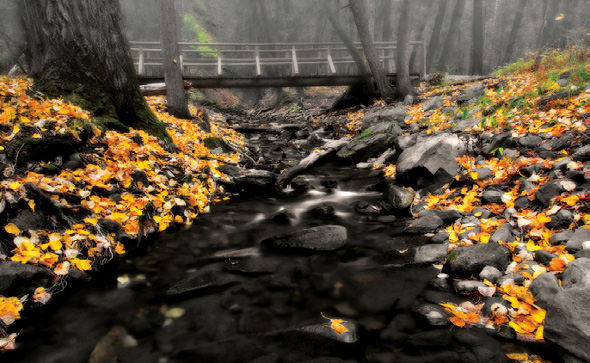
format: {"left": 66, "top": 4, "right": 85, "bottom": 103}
{"left": 291, "top": 46, "right": 299, "bottom": 75}
{"left": 327, "top": 48, "right": 336, "bottom": 74}
{"left": 255, "top": 46, "right": 261, "bottom": 76}
{"left": 138, "top": 46, "right": 145, "bottom": 76}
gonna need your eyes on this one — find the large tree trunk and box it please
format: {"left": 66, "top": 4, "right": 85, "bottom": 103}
{"left": 349, "top": 0, "right": 395, "bottom": 99}
{"left": 327, "top": 7, "right": 374, "bottom": 96}
{"left": 396, "top": 0, "right": 415, "bottom": 98}
{"left": 426, "top": 0, "right": 448, "bottom": 72}
{"left": 470, "top": 0, "right": 484, "bottom": 75}
{"left": 438, "top": 0, "right": 466, "bottom": 72}
{"left": 409, "top": 0, "right": 435, "bottom": 73}
{"left": 160, "top": 0, "right": 191, "bottom": 119}
{"left": 537, "top": 0, "right": 560, "bottom": 49}
{"left": 503, "top": 0, "right": 528, "bottom": 64}
{"left": 21, "top": 0, "right": 171, "bottom": 142}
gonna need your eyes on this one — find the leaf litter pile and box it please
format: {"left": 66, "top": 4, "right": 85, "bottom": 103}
{"left": 0, "top": 77, "right": 246, "bottom": 350}
{"left": 379, "top": 48, "right": 588, "bottom": 362}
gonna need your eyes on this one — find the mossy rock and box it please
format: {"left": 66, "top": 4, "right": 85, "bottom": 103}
{"left": 203, "top": 137, "right": 232, "bottom": 153}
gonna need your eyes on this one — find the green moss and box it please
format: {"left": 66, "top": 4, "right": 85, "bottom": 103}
{"left": 359, "top": 129, "right": 373, "bottom": 139}
{"left": 203, "top": 136, "right": 232, "bottom": 153}
{"left": 446, "top": 250, "right": 460, "bottom": 264}
{"left": 183, "top": 14, "right": 217, "bottom": 58}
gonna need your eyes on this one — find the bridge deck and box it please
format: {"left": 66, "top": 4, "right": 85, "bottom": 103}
{"left": 130, "top": 41, "right": 426, "bottom": 88}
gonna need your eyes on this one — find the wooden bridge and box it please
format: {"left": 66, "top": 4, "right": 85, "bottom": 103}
{"left": 129, "top": 41, "right": 426, "bottom": 88}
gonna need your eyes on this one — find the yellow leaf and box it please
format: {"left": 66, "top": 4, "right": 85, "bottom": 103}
{"left": 28, "top": 200, "right": 35, "bottom": 211}
{"left": 49, "top": 239, "right": 62, "bottom": 251}
{"left": 321, "top": 312, "right": 350, "bottom": 335}
{"left": 4, "top": 223, "right": 20, "bottom": 235}
{"left": 174, "top": 215, "right": 184, "bottom": 223}
{"left": 555, "top": 15, "right": 564, "bottom": 20}
{"left": 83, "top": 217, "right": 98, "bottom": 226}
{"left": 505, "top": 352, "right": 528, "bottom": 360}
{"left": 19, "top": 116, "right": 31, "bottom": 124}
{"left": 8, "top": 181, "right": 21, "bottom": 191}
{"left": 32, "top": 133, "right": 42, "bottom": 139}
{"left": 71, "top": 258, "right": 92, "bottom": 271}
{"left": 12, "top": 125, "right": 20, "bottom": 134}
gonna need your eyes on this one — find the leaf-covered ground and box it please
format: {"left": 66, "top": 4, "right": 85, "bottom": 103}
{"left": 0, "top": 77, "right": 246, "bottom": 350}
{"left": 378, "top": 47, "right": 588, "bottom": 360}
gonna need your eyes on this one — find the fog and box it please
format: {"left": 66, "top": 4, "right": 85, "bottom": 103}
{"left": 1, "top": 0, "right": 588, "bottom": 75}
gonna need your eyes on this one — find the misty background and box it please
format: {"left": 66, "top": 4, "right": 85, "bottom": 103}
{"left": 1, "top": 0, "right": 588, "bottom": 76}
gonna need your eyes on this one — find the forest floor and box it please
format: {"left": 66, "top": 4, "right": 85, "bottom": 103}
{"left": 0, "top": 47, "right": 588, "bottom": 362}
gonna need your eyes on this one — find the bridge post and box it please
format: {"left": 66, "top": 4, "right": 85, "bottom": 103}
{"left": 179, "top": 54, "right": 184, "bottom": 76}
{"left": 217, "top": 52, "right": 223, "bottom": 76}
{"left": 327, "top": 47, "right": 336, "bottom": 75}
{"left": 138, "top": 46, "right": 145, "bottom": 76}
{"left": 422, "top": 40, "right": 427, "bottom": 76}
{"left": 255, "top": 46, "right": 261, "bottom": 77}
{"left": 291, "top": 45, "right": 299, "bottom": 75}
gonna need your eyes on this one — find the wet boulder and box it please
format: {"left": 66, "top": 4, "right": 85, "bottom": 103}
{"left": 234, "top": 169, "right": 278, "bottom": 194}
{"left": 566, "top": 227, "right": 590, "bottom": 253}
{"left": 337, "top": 122, "right": 401, "bottom": 163}
{"left": 396, "top": 133, "right": 463, "bottom": 191}
{"left": 261, "top": 225, "right": 347, "bottom": 252}
{"left": 383, "top": 184, "right": 415, "bottom": 210}
{"left": 0, "top": 261, "right": 52, "bottom": 295}
{"left": 444, "top": 242, "right": 510, "bottom": 278}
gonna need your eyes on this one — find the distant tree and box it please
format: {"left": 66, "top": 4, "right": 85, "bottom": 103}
{"left": 438, "top": 0, "right": 466, "bottom": 72}
{"left": 396, "top": 0, "right": 415, "bottom": 97}
{"left": 537, "top": 0, "right": 561, "bottom": 49}
{"left": 160, "top": 0, "right": 192, "bottom": 119}
{"left": 20, "top": 0, "right": 172, "bottom": 142}
{"left": 349, "top": 0, "right": 395, "bottom": 98}
{"left": 426, "top": 0, "right": 448, "bottom": 72}
{"left": 470, "top": 0, "right": 484, "bottom": 75}
{"left": 503, "top": 0, "right": 529, "bottom": 65}
{"left": 409, "top": 0, "right": 435, "bottom": 73}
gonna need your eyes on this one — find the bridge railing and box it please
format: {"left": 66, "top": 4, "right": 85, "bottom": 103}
{"left": 129, "top": 41, "right": 426, "bottom": 79}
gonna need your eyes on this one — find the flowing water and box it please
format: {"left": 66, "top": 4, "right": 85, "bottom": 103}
{"left": 7, "top": 165, "right": 556, "bottom": 363}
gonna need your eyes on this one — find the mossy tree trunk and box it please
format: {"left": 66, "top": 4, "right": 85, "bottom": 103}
{"left": 21, "top": 0, "right": 171, "bottom": 142}
{"left": 396, "top": 0, "right": 415, "bottom": 98}
{"left": 349, "top": 0, "right": 395, "bottom": 99}
{"left": 160, "top": 0, "right": 192, "bottom": 120}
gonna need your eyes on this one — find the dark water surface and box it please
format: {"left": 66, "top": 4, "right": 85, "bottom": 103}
{"left": 6, "top": 165, "right": 555, "bottom": 363}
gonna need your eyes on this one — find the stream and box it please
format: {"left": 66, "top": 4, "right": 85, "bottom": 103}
{"left": 6, "top": 155, "right": 558, "bottom": 362}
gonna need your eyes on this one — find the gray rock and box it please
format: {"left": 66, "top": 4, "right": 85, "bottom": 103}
{"left": 271, "top": 208, "right": 295, "bottom": 225}
{"left": 405, "top": 214, "right": 444, "bottom": 234}
{"left": 224, "top": 257, "right": 281, "bottom": 275}
{"left": 544, "top": 289, "right": 590, "bottom": 361}
{"left": 431, "top": 230, "right": 450, "bottom": 244}
{"left": 261, "top": 225, "right": 347, "bottom": 251}
{"left": 412, "top": 302, "right": 450, "bottom": 326}
{"left": 557, "top": 79, "right": 568, "bottom": 87}
{"left": 412, "top": 243, "right": 449, "bottom": 264}
{"left": 562, "top": 258, "right": 590, "bottom": 289}
{"left": 550, "top": 230, "right": 574, "bottom": 245}
{"left": 472, "top": 167, "right": 493, "bottom": 180}
{"left": 534, "top": 250, "right": 558, "bottom": 265}
{"left": 554, "top": 157, "right": 574, "bottom": 172}
{"left": 166, "top": 271, "right": 239, "bottom": 296}
{"left": 337, "top": 122, "right": 401, "bottom": 163}
{"left": 566, "top": 227, "right": 590, "bottom": 253}
{"left": 482, "top": 190, "right": 503, "bottom": 203}
{"left": 547, "top": 209, "right": 573, "bottom": 230}
{"left": 0, "top": 261, "right": 52, "bottom": 295}
{"left": 536, "top": 180, "right": 565, "bottom": 207}
{"left": 423, "top": 96, "right": 444, "bottom": 112}
{"left": 572, "top": 144, "right": 590, "bottom": 161}
{"left": 490, "top": 226, "right": 515, "bottom": 244}
{"left": 396, "top": 133, "right": 463, "bottom": 190}
{"left": 519, "top": 135, "right": 543, "bottom": 148}
{"left": 452, "top": 119, "right": 481, "bottom": 132}
{"left": 482, "top": 133, "right": 516, "bottom": 157}
{"left": 383, "top": 184, "right": 415, "bottom": 209}
{"left": 530, "top": 273, "right": 561, "bottom": 308}
{"left": 238, "top": 308, "right": 274, "bottom": 333}
{"left": 479, "top": 266, "right": 503, "bottom": 283}
{"left": 454, "top": 280, "right": 487, "bottom": 293}
{"left": 298, "top": 319, "right": 358, "bottom": 344}
{"left": 445, "top": 242, "right": 510, "bottom": 278}
{"left": 380, "top": 313, "right": 415, "bottom": 342}
{"left": 418, "top": 209, "right": 463, "bottom": 224}
{"left": 235, "top": 170, "right": 278, "bottom": 193}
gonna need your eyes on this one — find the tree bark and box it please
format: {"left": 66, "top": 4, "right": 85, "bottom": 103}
{"left": 503, "top": 0, "right": 528, "bottom": 64}
{"left": 160, "top": 0, "right": 192, "bottom": 119}
{"left": 470, "top": 0, "right": 484, "bottom": 75}
{"left": 349, "top": 0, "right": 395, "bottom": 99}
{"left": 409, "top": 0, "right": 435, "bottom": 73}
{"left": 438, "top": 0, "right": 466, "bottom": 72}
{"left": 396, "top": 0, "right": 415, "bottom": 97}
{"left": 21, "top": 0, "right": 171, "bottom": 141}
{"left": 327, "top": 7, "right": 374, "bottom": 96}
{"left": 426, "top": 0, "right": 448, "bottom": 72}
